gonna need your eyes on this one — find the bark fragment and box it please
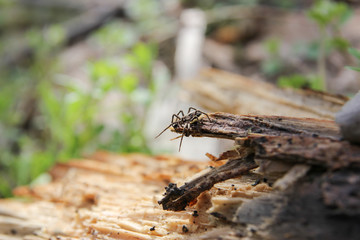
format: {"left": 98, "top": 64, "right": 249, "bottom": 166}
{"left": 172, "top": 112, "right": 341, "bottom": 140}
{"left": 159, "top": 153, "right": 258, "bottom": 211}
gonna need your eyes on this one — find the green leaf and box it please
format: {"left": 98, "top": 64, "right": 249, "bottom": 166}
{"left": 90, "top": 60, "right": 119, "bottom": 82}
{"left": 26, "top": 28, "right": 43, "bottom": 49}
{"left": 30, "top": 151, "right": 54, "bottom": 181}
{"left": 328, "top": 37, "right": 349, "bottom": 51}
{"left": 309, "top": 75, "right": 324, "bottom": 91}
{"left": 64, "top": 92, "right": 84, "bottom": 126}
{"left": 346, "top": 66, "right": 360, "bottom": 72}
{"left": 277, "top": 74, "right": 324, "bottom": 91}
{"left": 348, "top": 48, "right": 360, "bottom": 61}
{"left": 121, "top": 112, "right": 134, "bottom": 124}
{"left": 307, "top": 0, "right": 351, "bottom": 27}
{"left": 45, "top": 24, "right": 65, "bottom": 47}
{"left": 93, "top": 21, "right": 138, "bottom": 50}
{"left": 278, "top": 74, "right": 309, "bottom": 89}
{"left": 130, "top": 43, "right": 156, "bottom": 76}
{"left": 0, "top": 81, "right": 17, "bottom": 121}
{"left": 119, "top": 74, "right": 138, "bottom": 93}
{"left": 261, "top": 59, "right": 283, "bottom": 76}
{"left": 339, "top": 7, "right": 353, "bottom": 25}
{"left": 0, "top": 177, "right": 12, "bottom": 198}
{"left": 264, "top": 38, "right": 280, "bottom": 56}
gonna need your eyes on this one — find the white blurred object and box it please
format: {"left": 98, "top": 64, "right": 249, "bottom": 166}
{"left": 335, "top": 91, "right": 360, "bottom": 144}
{"left": 175, "top": 8, "right": 206, "bottom": 80}
{"left": 173, "top": 9, "right": 226, "bottom": 160}
{"left": 145, "top": 8, "right": 226, "bottom": 160}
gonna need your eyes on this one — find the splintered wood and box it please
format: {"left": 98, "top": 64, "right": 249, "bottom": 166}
{"left": 0, "top": 152, "right": 270, "bottom": 240}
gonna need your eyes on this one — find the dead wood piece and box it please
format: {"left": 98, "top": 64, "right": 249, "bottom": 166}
{"left": 234, "top": 172, "right": 360, "bottom": 240}
{"left": 172, "top": 112, "right": 341, "bottom": 140}
{"left": 159, "top": 154, "right": 258, "bottom": 211}
{"left": 185, "top": 69, "right": 347, "bottom": 119}
{"left": 248, "top": 135, "right": 360, "bottom": 169}
{"left": 171, "top": 111, "right": 359, "bottom": 169}
{"left": 322, "top": 170, "right": 360, "bottom": 215}
{"left": 161, "top": 110, "right": 360, "bottom": 240}
{"left": 273, "top": 164, "right": 310, "bottom": 190}
{"left": 1, "top": 153, "right": 225, "bottom": 239}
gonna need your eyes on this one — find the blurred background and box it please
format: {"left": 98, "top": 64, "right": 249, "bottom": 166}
{"left": 0, "top": 0, "right": 360, "bottom": 197}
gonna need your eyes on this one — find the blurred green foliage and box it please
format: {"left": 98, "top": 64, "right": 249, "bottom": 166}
{"left": 0, "top": 16, "right": 161, "bottom": 197}
{"left": 305, "top": 0, "right": 352, "bottom": 90}
{"left": 307, "top": 0, "right": 352, "bottom": 28}
{"left": 276, "top": 0, "right": 353, "bottom": 90}
{"left": 347, "top": 48, "right": 360, "bottom": 72}
{"left": 278, "top": 74, "right": 323, "bottom": 90}
{"left": 261, "top": 38, "right": 284, "bottom": 77}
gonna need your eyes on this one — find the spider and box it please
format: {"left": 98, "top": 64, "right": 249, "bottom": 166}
{"left": 156, "top": 107, "right": 211, "bottom": 151}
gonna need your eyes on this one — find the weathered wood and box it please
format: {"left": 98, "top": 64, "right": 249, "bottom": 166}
{"left": 157, "top": 110, "right": 360, "bottom": 240}
{"left": 235, "top": 172, "right": 360, "bottom": 240}
{"left": 247, "top": 135, "right": 360, "bottom": 169}
{"left": 159, "top": 153, "right": 257, "bottom": 211}
{"left": 171, "top": 112, "right": 341, "bottom": 140}
{"left": 168, "top": 112, "right": 359, "bottom": 169}
{"left": 2, "top": 108, "right": 360, "bottom": 239}
{"left": 0, "top": 152, "right": 275, "bottom": 239}
{"left": 184, "top": 69, "right": 347, "bottom": 119}
{"left": 0, "top": 153, "right": 217, "bottom": 239}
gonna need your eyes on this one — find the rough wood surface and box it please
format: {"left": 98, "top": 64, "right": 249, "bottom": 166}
{"left": 169, "top": 112, "right": 359, "bottom": 169}
{"left": 184, "top": 69, "right": 347, "bottom": 119}
{"left": 159, "top": 154, "right": 257, "bottom": 211}
{"left": 172, "top": 112, "right": 341, "bottom": 140}
{"left": 0, "top": 152, "right": 271, "bottom": 239}
{"left": 2, "top": 111, "right": 360, "bottom": 239}
{"left": 157, "top": 111, "right": 360, "bottom": 240}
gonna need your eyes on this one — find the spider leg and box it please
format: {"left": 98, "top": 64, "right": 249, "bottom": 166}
{"left": 178, "top": 123, "right": 189, "bottom": 152}
{"left": 155, "top": 122, "right": 175, "bottom": 138}
{"left": 172, "top": 113, "right": 182, "bottom": 123}
{"left": 179, "top": 132, "right": 185, "bottom": 152}
{"left": 188, "top": 107, "right": 197, "bottom": 113}
{"left": 170, "top": 135, "right": 182, "bottom": 141}
{"left": 195, "top": 110, "right": 211, "bottom": 122}
{"left": 177, "top": 110, "right": 185, "bottom": 117}
{"left": 203, "top": 112, "right": 211, "bottom": 122}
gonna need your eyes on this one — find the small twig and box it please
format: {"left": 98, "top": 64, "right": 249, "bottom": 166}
{"left": 158, "top": 153, "right": 258, "bottom": 211}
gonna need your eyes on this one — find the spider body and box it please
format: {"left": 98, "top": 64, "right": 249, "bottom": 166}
{"left": 156, "top": 107, "right": 210, "bottom": 151}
